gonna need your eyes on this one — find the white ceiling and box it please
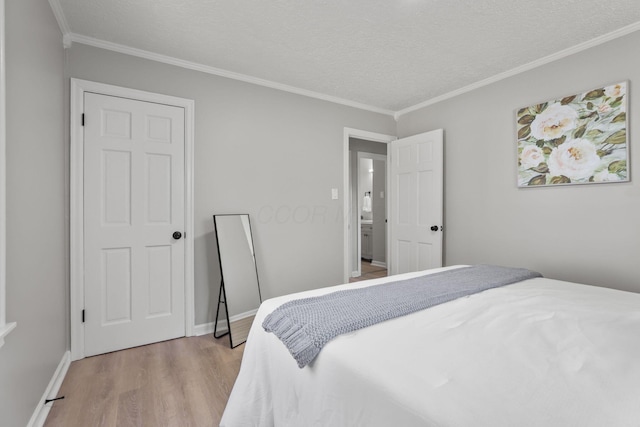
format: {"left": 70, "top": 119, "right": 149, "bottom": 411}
{"left": 55, "top": 0, "right": 640, "bottom": 114}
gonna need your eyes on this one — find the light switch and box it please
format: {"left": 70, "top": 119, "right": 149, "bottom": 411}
{"left": 331, "top": 188, "right": 339, "bottom": 200}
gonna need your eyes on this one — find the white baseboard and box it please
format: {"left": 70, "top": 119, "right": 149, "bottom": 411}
{"left": 27, "top": 350, "right": 71, "bottom": 427}
{"left": 0, "top": 322, "right": 17, "bottom": 349}
{"left": 193, "top": 321, "right": 216, "bottom": 336}
{"left": 193, "top": 308, "right": 258, "bottom": 336}
{"left": 351, "top": 270, "right": 360, "bottom": 278}
{"left": 371, "top": 261, "right": 387, "bottom": 268}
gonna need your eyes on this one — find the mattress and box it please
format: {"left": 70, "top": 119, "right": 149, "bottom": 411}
{"left": 220, "top": 266, "right": 640, "bottom": 426}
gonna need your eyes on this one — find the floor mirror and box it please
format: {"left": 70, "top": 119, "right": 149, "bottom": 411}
{"left": 213, "top": 214, "right": 262, "bottom": 348}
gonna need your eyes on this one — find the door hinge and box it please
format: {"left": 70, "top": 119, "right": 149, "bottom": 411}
{"left": 81, "top": 114, "right": 85, "bottom": 126}
{"left": 82, "top": 309, "right": 85, "bottom": 323}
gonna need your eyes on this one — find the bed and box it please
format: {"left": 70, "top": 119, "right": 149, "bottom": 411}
{"left": 220, "top": 265, "right": 640, "bottom": 426}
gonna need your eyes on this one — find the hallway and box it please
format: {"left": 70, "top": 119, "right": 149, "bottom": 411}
{"left": 349, "top": 261, "right": 387, "bottom": 283}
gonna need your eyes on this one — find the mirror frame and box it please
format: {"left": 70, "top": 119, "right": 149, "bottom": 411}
{"left": 212, "top": 213, "right": 262, "bottom": 348}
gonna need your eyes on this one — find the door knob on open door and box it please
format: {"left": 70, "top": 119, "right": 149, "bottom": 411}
{"left": 430, "top": 225, "right": 439, "bottom": 231}
{"left": 172, "top": 231, "right": 183, "bottom": 240}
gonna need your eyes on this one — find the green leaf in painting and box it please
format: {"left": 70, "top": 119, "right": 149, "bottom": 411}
{"left": 531, "top": 163, "right": 549, "bottom": 174}
{"left": 549, "top": 175, "right": 571, "bottom": 184}
{"left": 528, "top": 175, "right": 547, "bottom": 186}
{"left": 587, "top": 102, "right": 594, "bottom": 110}
{"left": 533, "top": 102, "right": 548, "bottom": 114}
{"left": 580, "top": 111, "right": 598, "bottom": 120}
{"left": 517, "top": 107, "right": 528, "bottom": 116}
{"left": 542, "top": 147, "right": 552, "bottom": 155}
{"left": 597, "top": 149, "right": 613, "bottom": 158}
{"left": 536, "top": 140, "right": 545, "bottom": 148}
{"left": 608, "top": 160, "right": 626, "bottom": 174}
{"left": 604, "top": 129, "right": 626, "bottom": 145}
{"left": 549, "top": 135, "right": 566, "bottom": 147}
{"left": 582, "top": 89, "right": 605, "bottom": 101}
{"left": 610, "top": 96, "right": 624, "bottom": 109}
{"left": 611, "top": 112, "right": 626, "bottom": 123}
{"left": 561, "top": 95, "right": 577, "bottom": 105}
{"left": 518, "top": 114, "right": 536, "bottom": 125}
{"left": 573, "top": 124, "right": 586, "bottom": 138}
{"left": 518, "top": 125, "right": 531, "bottom": 140}
{"left": 586, "top": 129, "right": 604, "bottom": 139}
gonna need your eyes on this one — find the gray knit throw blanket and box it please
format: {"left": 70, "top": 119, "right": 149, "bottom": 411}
{"left": 262, "top": 265, "right": 542, "bottom": 368}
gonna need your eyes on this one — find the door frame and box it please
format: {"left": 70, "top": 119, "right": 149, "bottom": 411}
{"left": 343, "top": 128, "right": 395, "bottom": 282}
{"left": 70, "top": 78, "right": 195, "bottom": 361}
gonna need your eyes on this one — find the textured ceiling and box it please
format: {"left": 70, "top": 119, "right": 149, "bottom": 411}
{"left": 57, "top": 0, "right": 640, "bottom": 112}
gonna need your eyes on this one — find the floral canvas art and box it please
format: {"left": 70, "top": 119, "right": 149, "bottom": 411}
{"left": 517, "top": 81, "right": 628, "bottom": 187}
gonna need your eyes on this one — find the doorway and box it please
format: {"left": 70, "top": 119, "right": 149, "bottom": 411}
{"left": 342, "top": 128, "right": 396, "bottom": 282}
{"left": 351, "top": 151, "right": 388, "bottom": 281}
{"left": 342, "top": 127, "right": 444, "bottom": 283}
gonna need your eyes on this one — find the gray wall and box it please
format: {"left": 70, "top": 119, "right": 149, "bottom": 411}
{"left": 397, "top": 30, "right": 640, "bottom": 293}
{"left": 349, "top": 138, "right": 389, "bottom": 155}
{"left": 67, "top": 44, "right": 397, "bottom": 324}
{"left": 0, "top": 0, "right": 68, "bottom": 426}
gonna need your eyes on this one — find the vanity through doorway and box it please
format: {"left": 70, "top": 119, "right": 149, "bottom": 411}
{"left": 349, "top": 261, "right": 387, "bottom": 283}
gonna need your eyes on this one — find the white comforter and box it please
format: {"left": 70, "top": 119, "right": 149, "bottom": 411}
{"left": 220, "top": 266, "right": 640, "bottom": 426}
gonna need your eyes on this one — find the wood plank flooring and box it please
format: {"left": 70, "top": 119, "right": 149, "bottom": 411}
{"left": 349, "top": 260, "right": 387, "bottom": 282}
{"left": 45, "top": 268, "right": 386, "bottom": 426}
{"left": 44, "top": 335, "right": 243, "bottom": 427}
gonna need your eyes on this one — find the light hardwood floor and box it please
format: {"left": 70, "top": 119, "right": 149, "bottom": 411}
{"left": 349, "top": 260, "right": 387, "bottom": 282}
{"left": 44, "top": 335, "right": 243, "bottom": 427}
{"left": 45, "top": 270, "right": 384, "bottom": 426}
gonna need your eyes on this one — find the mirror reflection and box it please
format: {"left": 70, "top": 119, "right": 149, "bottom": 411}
{"left": 213, "top": 214, "right": 262, "bottom": 348}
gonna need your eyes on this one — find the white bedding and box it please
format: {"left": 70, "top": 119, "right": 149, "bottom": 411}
{"left": 220, "top": 266, "right": 640, "bottom": 426}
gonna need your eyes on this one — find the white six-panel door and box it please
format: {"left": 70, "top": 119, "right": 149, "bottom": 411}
{"left": 389, "top": 129, "right": 443, "bottom": 275}
{"left": 83, "top": 92, "right": 185, "bottom": 357}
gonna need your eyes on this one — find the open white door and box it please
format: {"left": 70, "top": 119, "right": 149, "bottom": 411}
{"left": 388, "top": 129, "right": 443, "bottom": 275}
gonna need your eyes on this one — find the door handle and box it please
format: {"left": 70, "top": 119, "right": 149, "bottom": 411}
{"left": 430, "top": 225, "right": 439, "bottom": 231}
{"left": 172, "top": 231, "right": 183, "bottom": 240}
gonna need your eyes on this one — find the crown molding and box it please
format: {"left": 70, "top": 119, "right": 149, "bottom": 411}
{"left": 395, "top": 21, "right": 640, "bottom": 119}
{"left": 68, "top": 33, "right": 395, "bottom": 117}
{"left": 47, "top": 0, "right": 71, "bottom": 44}
{"left": 43, "top": 1, "right": 640, "bottom": 119}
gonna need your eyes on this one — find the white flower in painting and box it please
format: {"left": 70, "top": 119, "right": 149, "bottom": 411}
{"left": 604, "top": 83, "right": 625, "bottom": 98}
{"left": 593, "top": 170, "right": 622, "bottom": 182}
{"left": 547, "top": 138, "right": 600, "bottom": 181}
{"left": 519, "top": 145, "right": 545, "bottom": 170}
{"left": 530, "top": 103, "right": 578, "bottom": 141}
